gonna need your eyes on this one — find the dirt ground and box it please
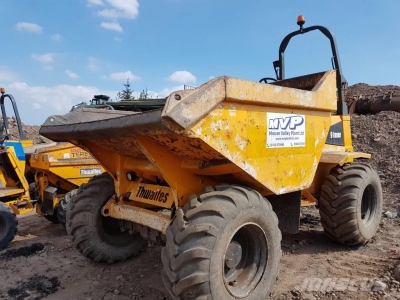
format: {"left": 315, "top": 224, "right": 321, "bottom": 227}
{"left": 1, "top": 198, "right": 399, "bottom": 300}
{"left": 0, "top": 84, "right": 399, "bottom": 300}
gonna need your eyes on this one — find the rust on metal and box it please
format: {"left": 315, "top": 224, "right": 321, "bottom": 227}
{"left": 102, "top": 199, "right": 171, "bottom": 234}
{"left": 349, "top": 93, "right": 400, "bottom": 114}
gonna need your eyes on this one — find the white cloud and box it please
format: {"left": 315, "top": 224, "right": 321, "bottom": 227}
{"left": 65, "top": 70, "right": 80, "bottom": 79}
{"left": 156, "top": 85, "right": 185, "bottom": 98}
{"left": 87, "top": 57, "right": 101, "bottom": 72}
{"left": 87, "top": 0, "right": 104, "bottom": 5}
{"left": 14, "top": 22, "right": 42, "bottom": 34}
{"left": 31, "top": 53, "right": 55, "bottom": 64}
{"left": 31, "top": 54, "right": 55, "bottom": 71}
{"left": 4, "top": 81, "right": 118, "bottom": 124}
{"left": 98, "top": 0, "right": 139, "bottom": 19}
{"left": 103, "top": 71, "right": 141, "bottom": 81}
{"left": 0, "top": 66, "right": 19, "bottom": 83}
{"left": 167, "top": 71, "right": 196, "bottom": 84}
{"left": 145, "top": 90, "right": 158, "bottom": 98}
{"left": 42, "top": 65, "right": 54, "bottom": 71}
{"left": 51, "top": 34, "right": 63, "bottom": 41}
{"left": 88, "top": 0, "right": 139, "bottom": 33}
{"left": 100, "top": 21, "right": 123, "bottom": 32}
{"left": 98, "top": 9, "right": 120, "bottom": 19}
{"left": 33, "top": 103, "right": 41, "bottom": 109}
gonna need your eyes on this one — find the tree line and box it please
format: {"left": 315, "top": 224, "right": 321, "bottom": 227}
{"left": 116, "top": 79, "right": 151, "bottom": 101}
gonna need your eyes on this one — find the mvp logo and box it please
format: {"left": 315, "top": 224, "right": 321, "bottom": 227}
{"left": 268, "top": 115, "right": 304, "bottom": 130}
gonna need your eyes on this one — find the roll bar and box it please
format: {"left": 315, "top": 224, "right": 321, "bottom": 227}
{"left": 273, "top": 17, "right": 348, "bottom": 115}
{"left": 0, "top": 91, "right": 27, "bottom": 141}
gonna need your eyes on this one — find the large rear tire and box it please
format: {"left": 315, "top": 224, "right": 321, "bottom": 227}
{"left": 0, "top": 202, "right": 18, "bottom": 250}
{"left": 319, "top": 162, "right": 383, "bottom": 245}
{"left": 161, "top": 185, "right": 282, "bottom": 300}
{"left": 66, "top": 173, "right": 145, "bottom": 263}
{"left": 57, "top": 189, "right": 77, "bottom": 228}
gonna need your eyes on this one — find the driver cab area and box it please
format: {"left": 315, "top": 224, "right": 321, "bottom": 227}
{"left": 269, "top": 71, "right": 327, "bottom": 91}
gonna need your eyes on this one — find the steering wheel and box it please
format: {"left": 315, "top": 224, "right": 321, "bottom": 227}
{"left": 259, "top": 77, "right": 277, "bottom": 84}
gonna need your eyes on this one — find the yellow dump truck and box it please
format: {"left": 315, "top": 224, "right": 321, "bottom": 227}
{"left": 0, "top": 89, "right": 103, "bottom": 250}
{"left": 39, "top": 17, "right": 382, "bottom": 299}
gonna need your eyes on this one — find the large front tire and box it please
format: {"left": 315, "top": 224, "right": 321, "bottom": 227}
{"left": 66, "top": 173, "right": 145, "bottom": 263}
{"left": 57, "top": 189, "right": 77, "bottom": 228}
{"left": 161, "top": 185, "right": 282, "bottom": 300}
{"left": 319, "top": 162, "right": 383, "bottom": 245}
{"left": 0, "top": 202, "right": 18, "bottom": 250}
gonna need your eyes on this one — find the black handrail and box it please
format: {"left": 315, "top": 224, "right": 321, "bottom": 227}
{"left": 0, "top": 93, "right": 27, "bottom": 141}
{"left": 274, "top": 24, "right": 348, "bottom": 115}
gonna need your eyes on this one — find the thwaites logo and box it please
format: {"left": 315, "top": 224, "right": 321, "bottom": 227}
{"left": 80, "top": 168, "right": 102, "bottom": 176}
{"left": 266, "top": 113, "right": 306, "bottom": 148}
{"left": 136, "top": 186, "right": 169, "bottom": 203}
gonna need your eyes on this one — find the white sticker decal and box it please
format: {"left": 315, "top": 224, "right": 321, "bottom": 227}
{"left": 63, "top": 153, "right": 70, "bottom": 159}
{"left": 80, "top": 168, "right": 102, "bottom": 176}
{"left": 266, "top": 113, "right": 306, "bottom": 148}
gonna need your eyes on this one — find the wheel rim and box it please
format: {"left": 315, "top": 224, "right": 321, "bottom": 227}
{"left": 100, "top": 215, "right": 134, "bottom": 244}
{"left": 0, "top": 214, "right": 8, "bottom": 239}
{"left": 361, "top": 184, "right": 377, "bottom": 226}
{"left": 223, "top": 223, "right": 268, "bottom": 298}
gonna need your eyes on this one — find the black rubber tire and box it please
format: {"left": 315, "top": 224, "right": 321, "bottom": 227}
{"left": 0, "top": 202, "right": 18, "bottom": 250}
{"left": 57, "top": 189, "right": 78, "bottom": 228}
{"left": 319, "top": 162, "right": 383, "bottom": 246}
{"left": 161, "top": 185, "right": 282, "bottom": 300}
{"left": 394, "top": 264, "right": 400, "bottom": 281}
{"left": 44, "top": 210, "right": 60, "bottom": 224}
{"left": 66, "top": 173, "right": 146, "bottom": 263}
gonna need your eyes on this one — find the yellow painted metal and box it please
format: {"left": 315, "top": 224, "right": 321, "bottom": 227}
{"left": 102, "top": 198, "right": 171, "bottom": 234}
{"left": 181, "top": 160, "right": 241, "bottom": 176}
{"left": 342, "top": 115, "right": 353, "bottom": 150}
{"left": 27, "top": 143, "right": 105, "bottom": 213}
{"left": 1, "top": 141, "right": 104, "bottom": 217}
{"left": 320, "top": 151, "right": 371, "bottom": 165}
{"left": 0, "top": 187, "right": 25, "bottom": 197}
{"left": 72, "top": 139, "right": 121, "bottom": 178}
{"left": 305, "top": 162, "right": 336, "bottom": 197}
{"left": 7, "top": 201, "right": 33, "bottom": 215}
{"left": 161, "top": 71, "right": 369, "bottom": 197}
{"left": 20, "top": 140, "right": 34, "bottom": 148}
{"left": 186, "top": 103, "right": 331, "bottom": 195}
{"left": 29, "top": 143, "right": 103, "bottom": 187}
{"left": 221, "top": 72, "right": 337, "bottom": 110}
{"left": 329, "top": 115, "right": 353, "bottom": 151}
{"left": 0, "top": 146, "right": 30, "bottom": 202}
{"left": 40, "top": 70, "right": 373, "bottom": 221}
{"left": 0, "top": 144, "right": 33, "bottom": 215}
{"left": 301, "top": 191, "right": 318, "bottom": 206}
{"left": 33, "top": 142, "right": 93, "bottom": 159}
{"left": 123, "top": 158, "right": 161, "bottom": 177}
{"left": 135, "top": 136, "right": 219, "bottom": 206}
{"left": 163, "top": 71, "right": 338, "bottom": 131}
{"left": 35, "top": 172, "right": 48, "bottom": 209}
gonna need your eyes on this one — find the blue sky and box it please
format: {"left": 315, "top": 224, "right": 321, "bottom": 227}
{"left": 1, "top": 0, "right": 400, "bottom": 125}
